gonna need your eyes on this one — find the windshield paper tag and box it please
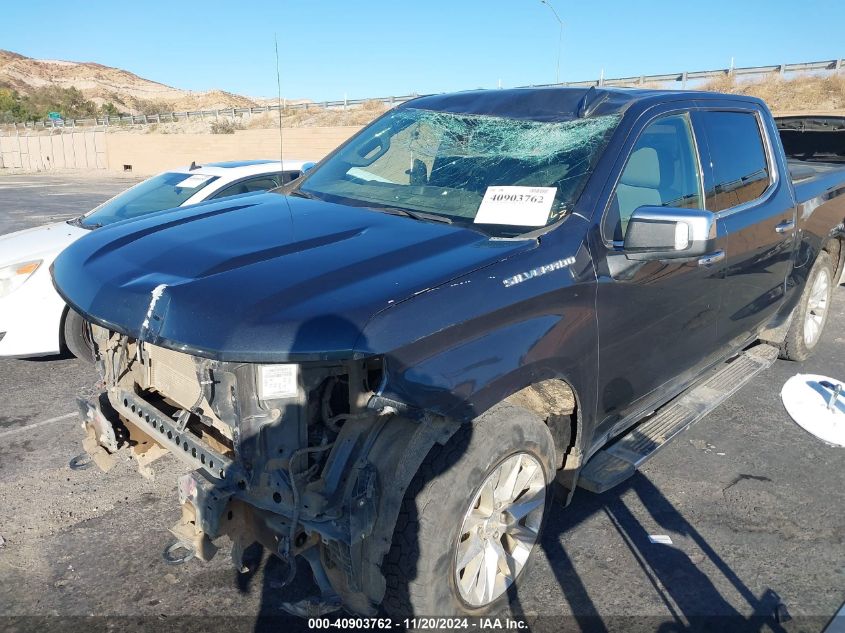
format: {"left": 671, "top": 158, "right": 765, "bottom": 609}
{"left": 175, "top": 175, "right": 212, "bottom": 189}
{"left": 475, "top": 186, "right": 556, "bottom": 226}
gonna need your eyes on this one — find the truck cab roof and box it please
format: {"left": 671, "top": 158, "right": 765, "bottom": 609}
{"left": 173, "top": 159, "right": 308, "bottom": 179}
{"left": 403, "top": 86, "right": 767, "bottom": 121}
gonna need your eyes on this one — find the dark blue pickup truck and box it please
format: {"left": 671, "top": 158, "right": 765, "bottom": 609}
{"left": 53, "top": 88, "right": 845, "bottom": 617}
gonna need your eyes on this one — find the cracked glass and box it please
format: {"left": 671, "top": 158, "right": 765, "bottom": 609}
{"left": 298, "top": 107, "right": 620, "bottom": 236}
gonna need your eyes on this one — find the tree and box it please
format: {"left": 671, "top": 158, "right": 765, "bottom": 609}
{"left": 99, "top": 102, "right": 122, "bottom": 117}
{"left": 0, "top": 87, "right": 26, "bottom": 121}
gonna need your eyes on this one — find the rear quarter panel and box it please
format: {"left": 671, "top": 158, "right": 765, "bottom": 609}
{"left": 792, "top": 169, "right": 845, "bottom": 283}
{"left": 762, "top": 109, "right": 845, "bottom": 300}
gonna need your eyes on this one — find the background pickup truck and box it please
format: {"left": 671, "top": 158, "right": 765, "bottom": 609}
{"left": 52, "top": 87, "right": 845, "bottom": 618}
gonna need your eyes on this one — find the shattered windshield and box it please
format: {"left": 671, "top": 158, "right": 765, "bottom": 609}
{"left": 297, "top": 107, "right": 620, "bottom": 236}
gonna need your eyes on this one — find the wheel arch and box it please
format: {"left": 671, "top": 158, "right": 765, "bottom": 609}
{"left": 322, "top": 408, "right": 463, "bottom": 613}
{"left": 58, "top": 303, "right": 71, "bottom": 354}
{"left": 503, "top": 378, "right": 582, "bottom": 470}
{"left": 336, "top": 374, "right": 585, "bottom": 610}
{"left": 822, "top": 234, "right": 845, "bottom": 283}
{"left": 502, "top": 377, "right": 585, "bottom": 505}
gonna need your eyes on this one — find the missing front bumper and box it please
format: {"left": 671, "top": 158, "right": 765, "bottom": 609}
{"left": 75, "top": 391, "right": 313, "bottom": 568}
{"left": 109, "top": 388, "right": 236, "bottom": 481}
{"left": 74, "top": 361, "right": 398, "bottom": 614}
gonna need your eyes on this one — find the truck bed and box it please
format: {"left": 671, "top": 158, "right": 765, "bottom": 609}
{"left": 777, "top": 115, "right": 845, "bottom": 163}
{"left": 787, "top": 159, "right": 845, "bottom": 204}
{"left": 777, "top": 116, "right": 845, "bottom": 201}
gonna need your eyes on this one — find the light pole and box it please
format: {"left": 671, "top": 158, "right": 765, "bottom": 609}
{"left": 540, "top": 0, "right": 564, "bottom": 84}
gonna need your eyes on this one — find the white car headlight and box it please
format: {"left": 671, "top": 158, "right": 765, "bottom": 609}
{"left": 257, "top": 364, "right": 299, "bottom": 400}
{"left": 0, "top": 260, "right": 42, "bottom": 299}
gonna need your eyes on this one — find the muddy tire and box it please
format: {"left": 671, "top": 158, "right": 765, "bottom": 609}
{"left": 382, "top": 403, "right": 555, "bottom": 617}
{"left": 63, "top": 308, "right": 94, "bottom": 362}
{"left": 780, "top": 250, "right": 833, "bottom": 361}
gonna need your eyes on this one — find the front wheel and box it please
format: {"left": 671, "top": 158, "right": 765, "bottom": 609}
{"left": 63, "top": 308, "right": 94, "bottom": 362}
{"left": 780, "top": 250, "right": 833, "bottom": 361}
{"left": 382, "top": 404, "right": 556, "bottom": 617}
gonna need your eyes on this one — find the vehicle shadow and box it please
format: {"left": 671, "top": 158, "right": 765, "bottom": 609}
{"left": 235, "top": 544, "right": 316, "bottom": 632}
{"left": 19, "top": 353, "right": 69, "bottom": 362}
{"left": 241, "top": 467, "right": 789, "bottom": 632}
{"left": 525, "top": 473, "right": 790, "bottom": 633}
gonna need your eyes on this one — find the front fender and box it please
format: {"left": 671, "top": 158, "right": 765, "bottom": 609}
{"left": 359, "top": 219, "right": 598, "bottom": 428}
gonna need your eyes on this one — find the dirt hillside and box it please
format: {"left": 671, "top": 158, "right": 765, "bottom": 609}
{"left": 699, "top": 73, "right": 845, "bottom": 114}
{"left": 0, "top": 49, "right": 258, "bottom": 115}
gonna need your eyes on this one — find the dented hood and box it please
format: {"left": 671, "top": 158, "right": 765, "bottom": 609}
{"left": 52, "top": 192, "right": 534, "bottom": 361}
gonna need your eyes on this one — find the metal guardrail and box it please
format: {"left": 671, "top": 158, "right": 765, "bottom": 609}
{"left": 4, "top": 58, "right": 843, "bottom": 131}
{"left": 4, "top": 94, "right": 420, "bottom": 131}
{"left": 528, "top": 58, "right": 844, "bottom": 89}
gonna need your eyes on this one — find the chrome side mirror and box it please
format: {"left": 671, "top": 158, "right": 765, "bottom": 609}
{"left": 623, "top": 206, "right": 717, "bottom": 261}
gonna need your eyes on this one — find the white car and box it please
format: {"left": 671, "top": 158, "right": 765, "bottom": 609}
{"left": 0, "top": 159, "right": 308, "bottom": 360}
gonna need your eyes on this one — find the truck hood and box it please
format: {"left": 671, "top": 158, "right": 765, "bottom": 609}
{"left": 0, "top": 221, "right": 89, "bottom": 267}
{"left": 52, "top": 193, "right": 535, "bottom": 361}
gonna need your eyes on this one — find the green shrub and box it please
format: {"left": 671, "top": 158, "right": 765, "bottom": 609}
{"left": 0, "top": 85, "right": 101, "bottom": 121}
{"left": 210, "top": 119, "right": 241, "bottom": 134}
{"left": 99, "top": 102, "right": 122, "bottom": 117}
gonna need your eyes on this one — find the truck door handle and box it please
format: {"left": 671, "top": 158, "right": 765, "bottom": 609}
{"left": 698, "top": 250, "right": 725, "bottom": 267}
{"left": 775, "top": 219, "right": 795, "bottom": 233}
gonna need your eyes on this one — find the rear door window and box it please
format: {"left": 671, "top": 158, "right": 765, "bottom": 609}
{"left": 605, "top": 112, "right": 704, "bottom": 241}
{"left": 700, "top": 111, "right": 771, "bottom": 211}
{"left": 211, "top": 174, "right": 282, "bottom": 199}
{"left": 280, "top": 170, "right": 300, "bottom": 184}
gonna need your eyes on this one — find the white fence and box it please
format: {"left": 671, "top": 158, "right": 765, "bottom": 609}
{"left": 3, "top": 58, "right": 843, "bottom": 131}
{"left": 0, "top": 129, "right": 107, "bottom": 170}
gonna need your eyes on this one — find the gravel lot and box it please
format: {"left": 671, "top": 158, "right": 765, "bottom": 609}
{"left": 0, "top": 173, "right": 843, "bottom": 633}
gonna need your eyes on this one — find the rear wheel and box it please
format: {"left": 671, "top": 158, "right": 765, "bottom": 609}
{"left": 63, "top": 308, "right": 94, "bottom": 362}
{"left": 382, "top": 404, "right": 555, "bottom": 617}
{"left": 780, "top": 250, "right": 833, "bottom": 361}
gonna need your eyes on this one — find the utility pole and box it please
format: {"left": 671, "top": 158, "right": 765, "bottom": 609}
{"left": 540, "top": 0, "right": 564, "bottom": 84}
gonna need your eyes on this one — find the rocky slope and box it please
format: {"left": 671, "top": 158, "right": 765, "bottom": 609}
{"left": 0, "top": 49, "right": 258, "bottom": 114}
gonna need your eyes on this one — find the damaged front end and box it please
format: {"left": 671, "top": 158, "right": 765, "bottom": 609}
{"left": 77, "top": 323, "right": 439, "bottom": 615}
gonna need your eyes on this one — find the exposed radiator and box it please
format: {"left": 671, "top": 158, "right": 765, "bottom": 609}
{"left": 147, "top": 344, "right": 202, "bottom": 410}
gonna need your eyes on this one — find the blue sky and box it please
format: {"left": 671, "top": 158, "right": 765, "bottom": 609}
{"left": 2, "top": 0, "right": 844, "bottom": 101}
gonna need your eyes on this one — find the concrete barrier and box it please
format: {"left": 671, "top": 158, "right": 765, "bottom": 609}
{"left": 105, "top": 127, "right": 361, "bottom": 174}
{"left": 0, "top": 130, "right": 106, "bottom": 171}
{"left": 0, "top": 126, "right": 361, "bottom": 175}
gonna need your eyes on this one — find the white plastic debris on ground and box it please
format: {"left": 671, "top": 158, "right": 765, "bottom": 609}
{"left": 781, "top": 374, "right": 845, "bottom": 447}
{"left": 648, "top": 534, "right": 673, "bottom": 545}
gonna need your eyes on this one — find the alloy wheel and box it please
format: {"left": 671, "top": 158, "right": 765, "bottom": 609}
{"left": 804, "top": 267, "right": 831, "bottom": 347}
{"left": 454, "top": 452, "right": 546, "bottom": 607}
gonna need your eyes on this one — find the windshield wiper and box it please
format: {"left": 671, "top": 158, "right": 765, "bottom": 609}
{"left": 372, "top": 206, "right": 453, "bottom": 224}
{"left": 290, "top": 190, "right": 452, "bottom": 225}
{"left": 68, "top": 216, "right": 100, "bottom": 230}
{"left": 289, "top": 189, "right": 320, "bottom": 200}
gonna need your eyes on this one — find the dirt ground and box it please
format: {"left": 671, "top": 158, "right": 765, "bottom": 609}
{"left": 0, "top": 174, "right": 843, "bottom": 633}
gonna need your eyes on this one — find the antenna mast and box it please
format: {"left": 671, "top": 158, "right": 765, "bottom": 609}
{"left": 275, "top": 33, "right": 284, "bottom": 165}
